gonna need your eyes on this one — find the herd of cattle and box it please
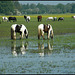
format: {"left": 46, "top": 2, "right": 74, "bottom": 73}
{"left": 1, "top": 15, "right": 75, "bottom": 23}
{"left": 1, "top": 15, "right": 64, "bottom": 23}
{"left": 11, "top": 23, "right": 54, "bottom": 40}
{"left": 0, "top": 15, "right": 75, "bottom": 40}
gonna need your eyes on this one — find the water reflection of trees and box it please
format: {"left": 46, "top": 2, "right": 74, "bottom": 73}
{"left": 38, "top": 40, "right": 53, "bottom": 57}
{"left": 11, "top": 41, "right": 28, "bottom": 56}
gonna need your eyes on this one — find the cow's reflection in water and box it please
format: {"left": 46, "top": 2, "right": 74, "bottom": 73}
{"left": 11, "top": 41, "right": 28, "bottom": 56}
{"left": 38, "top": 40, "right": 53, "bottom": 57}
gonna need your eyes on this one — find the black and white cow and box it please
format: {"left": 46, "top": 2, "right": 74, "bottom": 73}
{"left": 38, "top": 24, "right": 54, "bottom": 40}
{"left": 11, "top": 24, "right": 28, "bottom": 40}
{"left": 53, "top": 17, "right": 57, "bottom": 21}
{"left": 24, "top": 15, "right": 30, "bottom": 22}
{"left": 8, "top": 17, "right": 17, "bottom": 22}
{"left": 2, "top": 17, "right": 8, "bottom": 22}
{"left": 58, "top": 17, "right": 64, "bottom": 21}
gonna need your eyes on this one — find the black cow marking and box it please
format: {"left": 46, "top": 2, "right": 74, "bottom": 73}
{"left": 15, "top": 25, "right": 22, "bottom": 33}
{"left": 24, "top": 29, "right": 27, "bottom": 34}
{"left": 8, "top": 17, "right": 17, "bottom": 22}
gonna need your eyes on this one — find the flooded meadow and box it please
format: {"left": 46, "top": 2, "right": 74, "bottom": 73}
{"left": 0, "top": 34, "right": 75, "bottom": 74}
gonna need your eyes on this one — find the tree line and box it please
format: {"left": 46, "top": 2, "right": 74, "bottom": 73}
{"left": 0, "top": 1, "right": 75, "bottom": 15}
{"left": 0, "top": 1, "right": 21, "bottom": 15}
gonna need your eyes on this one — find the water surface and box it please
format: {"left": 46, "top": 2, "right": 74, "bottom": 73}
{"left": 0, "top": 34, "right": 75, "bottom": 74}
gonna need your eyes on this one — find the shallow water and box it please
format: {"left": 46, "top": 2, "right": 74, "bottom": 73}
{"left": 0, "top": 34, "right": 75, "bottom": 74}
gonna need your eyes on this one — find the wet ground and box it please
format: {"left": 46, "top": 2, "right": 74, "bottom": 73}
{"left": 0, "top": 34, "right": 75, "bottom": 74}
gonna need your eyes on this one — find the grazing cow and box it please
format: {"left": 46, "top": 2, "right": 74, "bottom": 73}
{"left": 72, "top": 16, "right": 75, "bottom": 19}
{"left": 53, "top": 17, "right": 57, "bottom": 21}
{"left": 58, "top": 17, "right": 64, "bottom": 21}
{"left": 37, "top": 16, "right": 42, "bottom": 22}
{"left": 38, "top": 24, "right": 54, "bottom": 40}
{"left": 24, "top": 15, "right": 30, "bottom": 22}
{"left": 2, "top": 17, "right": 8, "bottom": 22}
{"left": 46, "top": 17, "right": 53, "bottom": 21}
{"left": 11, "top": 24, "right": 28, "bottom": 40}
{"left": 8, "top": 17, "right": 17, "bottom": 22}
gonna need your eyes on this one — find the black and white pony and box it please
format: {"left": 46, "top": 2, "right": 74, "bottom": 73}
{"left": 24, "top": 15, "right": 30, "bottom": 22}
{"left": 58, "top": 17, "right": 64, "bottom": 21}
{"left": 2, "top": 17, "right": 8, "bottom": 22}
{"left": 8, "top": 17, "right": 17, "bottom": 22}
{"left": 53, "top": 17, "right": 57, "bottom": 21}
{"left": 72, "top": 16, "right": 75, "bottom": 19}
{"left": 38, "top": 24, "right": 54, "bottom": 40}
{"left": 11, "top": 24, "right": 28, "bottom": 40}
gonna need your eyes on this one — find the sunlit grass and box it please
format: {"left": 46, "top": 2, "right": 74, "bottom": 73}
{"left": 0, "top": 13, "right": 75, "bottom": 38}
{"left": 0, "top": 13, "right": 75, "bottom": 18}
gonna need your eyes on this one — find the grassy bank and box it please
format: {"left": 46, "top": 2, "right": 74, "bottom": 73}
{"left": 0, "top": 14, "right": 75, "bottom": 38}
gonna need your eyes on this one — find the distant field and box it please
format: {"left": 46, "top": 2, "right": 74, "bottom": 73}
{"left": 0, "top": 13, "right": 75, "bottom": 38}
{"left": 0, "top": 13, "right": 75, "bottom": 18}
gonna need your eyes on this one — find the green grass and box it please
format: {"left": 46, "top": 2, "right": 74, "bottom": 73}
{"left": 0, "top": 14, "right": 75, "bottom": 38}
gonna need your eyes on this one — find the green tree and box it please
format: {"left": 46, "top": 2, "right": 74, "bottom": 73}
{"left": 30, "top": 4, "right": 36, "bottom": 9}
{"left": 0, "top": 1, "right": 14, "bottom": 15}
{"left": 65, "top": 3, "right": 72, "bottom": 13}
{"left": 56, "top": 3, "right": 65, "bottom": 13}
{"left": 13, "top": 1, "right": 22, "bottom": 11}
{"left": 71, "top": 3, "right": 75, "bottom": 13}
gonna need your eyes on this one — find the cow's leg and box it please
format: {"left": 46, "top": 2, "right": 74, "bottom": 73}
{"left": 26, "top": 19, "right": 27, "bottom": 22}
{"left": 11, "top": 28, "right": 16, "bottom": 40}
{"left": 20, "top": 32, "right": 22, "bottom": 39}
{"left": 38, "top": 29, "right": 41, "bottom": 39}
{"left": 38, "top": 18, "right": 39, "bottom": 22}
{"left": 11, "top": 28, "right": 13, "bottom": 39}
{"left": 13, "top": 32, "right": 16, "bottom": 40}
{"left": 50, "top": 30, "right": 53, "bottom": 39}
{"left": 38, "top": 34, "right": 40, "bottom": 39}
{"left": 22, "top": 34, "right": 24, "bottom": 39}
{"left": 20, "top": 34, "right": 21, "bottom": 39}
{"left": 41, "top": 31, "right": 45, "bottom": 40}
{"left": 21, "top": 32, "right": 24, "bottom": 39}
{"left": 47, "top": 31, "right": 50, "bottom": 40}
